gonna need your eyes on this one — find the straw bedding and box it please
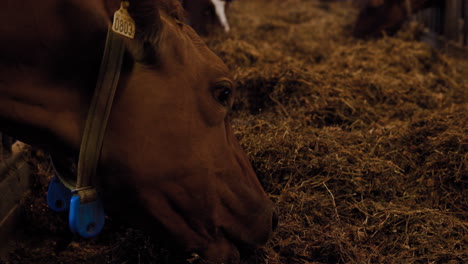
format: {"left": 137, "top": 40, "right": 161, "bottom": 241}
{"left": 3, "top": 0, "right": 467, "bottom": 263}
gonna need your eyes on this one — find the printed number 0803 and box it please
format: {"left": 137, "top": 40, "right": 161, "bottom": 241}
{"left": 114, "top": 17, "right": 133, "bottom": 36}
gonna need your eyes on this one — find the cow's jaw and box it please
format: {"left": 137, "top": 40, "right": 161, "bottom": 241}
{"left": 210, "top": 0, "right": 230, "bottom": 32}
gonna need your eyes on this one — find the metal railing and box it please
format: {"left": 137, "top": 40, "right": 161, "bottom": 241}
{"left": 414, "top": 0, "right": 468, "bottom": 51}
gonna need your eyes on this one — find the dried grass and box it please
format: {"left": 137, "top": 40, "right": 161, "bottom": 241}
{"left": 3, "top": 0, "right": 467, "bottom": 263}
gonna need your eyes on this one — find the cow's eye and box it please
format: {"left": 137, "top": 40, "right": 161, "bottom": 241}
{"left": 212, "top": 81, "right": 233, "bottom": 107}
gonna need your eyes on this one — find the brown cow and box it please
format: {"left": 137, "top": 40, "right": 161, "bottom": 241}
{"left": 353, "top": 0, "right": 442, "bottom": 38}
{"left": 0, "top": 0, "right": 276, "bottom": 263}
{"left": 182, "top": 0, "right": 233, "bottom": 35}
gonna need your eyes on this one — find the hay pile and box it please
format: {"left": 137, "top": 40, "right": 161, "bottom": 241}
{"left": 209, "top": 0, "right": 467, "bottom": 263}
{"left": 4, "top": 0, "right": 467, "bottom": 263}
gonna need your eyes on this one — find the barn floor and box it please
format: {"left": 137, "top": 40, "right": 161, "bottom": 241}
{"left": 2, "top": 0, "right": 467, "bottom": 263}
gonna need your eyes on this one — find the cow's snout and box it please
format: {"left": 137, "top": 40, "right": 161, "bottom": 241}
{"left": 200, "top": 205, "right": 278, "bottom": 263}
{"left": 201, "top": 237, "right": 241, "bottom": 264}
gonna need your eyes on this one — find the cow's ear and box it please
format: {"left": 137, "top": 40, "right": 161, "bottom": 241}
{"left": 127, "top": 1, "right": 161, "bottom": 42}
{"left": 106, "top": 0, "right": 162, "bottom": 63}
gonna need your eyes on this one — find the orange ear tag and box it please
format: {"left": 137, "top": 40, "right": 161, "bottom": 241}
{"left": 112, "top": 1, "right": 136, "bottom": 39}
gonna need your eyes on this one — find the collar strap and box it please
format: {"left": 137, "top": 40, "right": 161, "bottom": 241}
{"left": 75, "top": 27, "right": 125, "bottom": 203}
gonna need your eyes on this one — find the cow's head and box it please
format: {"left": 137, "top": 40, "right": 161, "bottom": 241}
{"left": 182, "top": 0, "right": 232, "bottom": 35}
{"left": 353, "top": 0, "right": 439, "bottom": 38}
{"left": 353, "top": 0, "right": 407, "bottom": 37}
{"left": 0, "top": 0, "right": 276, "bottom": 262}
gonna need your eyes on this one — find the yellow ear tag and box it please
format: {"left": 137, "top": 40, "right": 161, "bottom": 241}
{"left": 112, "top": 1, "right": 136, "bottom": 39}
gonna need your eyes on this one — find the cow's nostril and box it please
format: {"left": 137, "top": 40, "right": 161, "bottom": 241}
{"left": 272, "top": 209, "right": 279, "bottom": 231}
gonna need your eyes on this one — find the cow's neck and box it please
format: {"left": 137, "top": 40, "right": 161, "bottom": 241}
{"left": 0, "top": 0, "right": 108, "bottom": 150}
{"left": 0, "top": 66, "right": 88, "bottom": 149}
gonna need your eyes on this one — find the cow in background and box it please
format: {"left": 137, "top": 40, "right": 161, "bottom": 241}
{"left": 181, "top": 0, "right": 233, "bottom": 35}
{"left": 353, "top": 0, "right": 443, "bottom": 38}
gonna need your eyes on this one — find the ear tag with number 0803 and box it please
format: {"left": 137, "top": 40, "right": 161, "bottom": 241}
{"left": 112, "top": 1, "right": 135, "bottom": 39}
